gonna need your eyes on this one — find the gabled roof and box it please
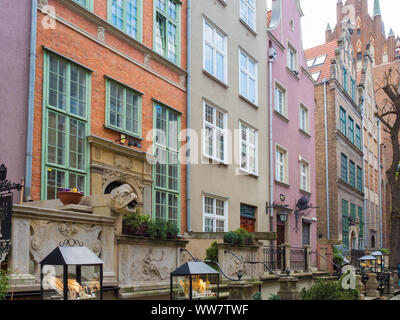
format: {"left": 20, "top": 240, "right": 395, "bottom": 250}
{"left": 171, "top": 262, "right": 219, "bottom": 276}
{"left": 40, "top": 246, "right": 104, "bottom": 265}
{"left": 304, "top": 40, "right": 338, "bottom": 83}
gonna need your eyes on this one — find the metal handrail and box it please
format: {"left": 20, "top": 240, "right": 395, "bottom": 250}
{"left": 310, "top": 250, "right": 343, "bottom": 273}
{"left": 179, "top": 248, "right": 242, "bottom": 282}
{"left": 224, "top": 250, "right": 289, "bottom": 278}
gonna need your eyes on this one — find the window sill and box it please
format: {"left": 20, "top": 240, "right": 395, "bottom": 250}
{"left": 239, "top": 94, "right": 258, "bottom": 109}
{"left": 239, "top": 18, "right": 258, "bottom": 37}
{"left": 274, "top": 110, "right": 289, "bottom": 122}
{"left": 275, "top": 180, "right": 290, "bottom": 188}
{"left": 239, "top": 168, "right": 259, "bottom": 178}
{"left": 104, "top": 124, "right": 142, "bottom": 141}
{"left": 299, "top": 128, "right": 311, "bottom": 138}
{"left": 217, "top": 0, "right": 228, "bottom": 6}
{"left": 202, "top": 70, "right": 229, "bottom": 88}
{"left": 203, "top": 155, "right": 229, "bottom": 167}
{"left": 286, "top": 67, "right": 300, "bottom": 80}
{"left": 300, "top": 189, "right": 312, "bottom": 197}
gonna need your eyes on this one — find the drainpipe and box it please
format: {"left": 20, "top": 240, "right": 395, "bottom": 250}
{"left": 186, "top": 0, "right": 191, "bottom": 232}
{"left": 25, "top": 0, "right": 38, "bottom": 201}
{"left": 323, "top": 79, "right": 330, "bottom": 240}
{"left": 377, "top": 119, "right": 383, "bottom": 248}
{"left": 360, "top": 95, "right": 367, "bottom": 250}
{"left": 268, "top": 45, "right": 277, "bottom": 235}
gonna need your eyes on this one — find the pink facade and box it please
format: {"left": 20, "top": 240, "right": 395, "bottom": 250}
{"left": 268, "top": 0, "right": 317, "bottom": 265}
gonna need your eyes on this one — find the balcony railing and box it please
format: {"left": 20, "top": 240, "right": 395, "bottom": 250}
{"left": 263, "top": 246, "right": 285, "bottom": 272}
{"left": 290, "top": 247, "right": 307, "bottom": 271}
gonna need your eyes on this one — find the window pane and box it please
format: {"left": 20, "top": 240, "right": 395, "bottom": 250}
{"left": 111, "top": 0, "right": 124, "bottom": 29}
{"left": 204, "top": 197, "right": 214, "bottom": 214}
{"left": 167, "top": 22, "right": 176, "bottom": 63}
{"left": 205, "top": 218, "right": 213, "bottom": 232}
{"left": 216, "top": 220, "right": 225, "bottom": 232}
{"left": 216, "top": 52, "right": 224, "bottom": 81}
{"left": 47, "top": 111, "right": 66, "bottom": 166}
{"left": 155, "top": 13, "right": 166, "bottom": 55}
{"left": 155, "top": 191, "right": 167, "bottom": 219}
{"left": 126, "top": 0, "right": 138, "bottom": 38}
{"left": 126, "top": 90, "right": 139, "bottom": 134}
{"left": 49, "top": 55, "right": 67, "bottom": 110}
{"left": 47, "top": 168, "right": 65, "bottom": 200}
{"left": 204, "top": 44, "right": 214, "bottom": 75}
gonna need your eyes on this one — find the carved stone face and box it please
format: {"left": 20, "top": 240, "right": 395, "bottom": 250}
{"left": 110, "top": 184, "right": 138, "bottom": 214}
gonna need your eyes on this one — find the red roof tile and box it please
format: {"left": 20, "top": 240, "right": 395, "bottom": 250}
{"left": 267, "top": 10, "right": 272, "bottom": 27}
{"left": 304, "top": 40, "right": 337, "bottom": 83}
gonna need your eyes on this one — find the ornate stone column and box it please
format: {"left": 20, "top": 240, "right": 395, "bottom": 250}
{"left": 365, "top": 273, "right": 380, "bottom": 298}
{"left": 277, "top": 277, "right": 299, "bottom": 300}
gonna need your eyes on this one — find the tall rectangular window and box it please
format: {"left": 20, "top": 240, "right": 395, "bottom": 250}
{"left": 276, "top": 147, "right": 287, "bottom": 184}
{"left": 239, "top": 50, "right": 257, "bottom": 104}
{"left": 341, "top": 153, "right": 348, "bottom": 183}
{"left": 302, "top": 221, "right": 311, "bottom": 246}
{"left": 275, "top": 84, "right": 286, "bottom": 116}
{"left": 342, "top": 200, "right": 349, "bottom": 249}
{"left": 203, "top": 103, "right": 226, "bottom": 163}
{"left": 240, "top": 122, "right": 258, "bottom": 175}
{"left": 343, "top": 67, "right": 348, "bottom": 92}
{"left": 340, "top": 107, "right": 347, "bottom": 135}
{"left": 203, "top": 196, "right": 228, "bottom": 232}
{"left": 349, "top": 160, "right": 355, "bottom": 187}
{"left": 299, "top": 104, "right": 309, "bottom": 133}
{"left": 153, "top": 103, "right": 180, "bottom": 228}
{"left": 351, "top": 78, "right": 356, "bottom": 101}
{"left": 109, "top": 0, "right": 141, "bottom": 39}
{"left": 355, "top": 125, "right": 361, "bottom": 150}
{"left": 240, "top": 0, "right": 256, "bottom": 31}
{"left": 44, "top": 53, "right": 90, "bottom": 200}
{"left": 203, "top": 20, "right": 227, "bottom": 83}
{"left": 348, "top": 116, "right": 354, "bottom": 143}
{"left": 154, "top": 0, "right": 180, "bottom": 64}
{"left": 357, "top": 166, "right": 363, "bottom": 192}
{"left": 106, "top": 79, "right": 141, "bottom": 137}
{"left": 300, "top": 161, "right": 310, "bottom": 192}
{"left": 287, "top": 44, "right": 298, "bottom": 72}
{"left": 358, "top": 206, "right": 364, "bottom": 240}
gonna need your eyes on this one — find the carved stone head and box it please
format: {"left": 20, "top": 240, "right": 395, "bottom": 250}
{"left": 110, "top": 184, "right": 138, "bottom": 214}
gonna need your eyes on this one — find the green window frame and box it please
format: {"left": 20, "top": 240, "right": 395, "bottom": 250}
{"left": 72, "top": 0, "right": 93, "bottom": 11}
{"left": 351, "top": 78, "right": 356, "bottom": 101}
{"left": 339, "top": 106, "right": 346, "bottom": 136}
{"left": 342, "top": 200, "right": 349, "bottom": 249}
{"left": 357, "top": 166, "right": 363, "bottom": 192}
{"left": 152, "top": 102, "right": 181, "bottom": 231}
{"left": 108, "top": 0, "right": 143, "bottom": 41}
{"left": 348, "top": 116, "right": 354, "bottom": 143}
{"left": 355, "top": 125, "right": 361, "bottom": 150}
{"left": 42, "top": 52, "right": 91, "bottom": 200}
{"left": 341, "top": 153, "right": 348, "bottom": 183}
{"left": 153, "top": 0, "right": 181, "bottom": 65}
{"left": 349, "top": 160, "right": 355, "bottom": 187}
{"left": 358, "top": 206, "right": 364, "bottom": 239}
{"left": 105, "top": 79, "right": 142, "bottom": 138}
{"left": 350, "top": 203, "right": 356, "bottom": 220}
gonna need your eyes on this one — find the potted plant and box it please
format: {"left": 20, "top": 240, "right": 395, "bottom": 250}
{"left": 57, "top": 188, "right": 84, "bottom": 205}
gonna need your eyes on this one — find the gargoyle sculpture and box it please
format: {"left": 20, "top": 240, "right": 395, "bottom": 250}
{"left": 110, "top": 184, "right": 138, "bottom": 215}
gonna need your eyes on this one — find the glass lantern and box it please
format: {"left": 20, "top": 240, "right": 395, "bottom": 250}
{"left": 359, "top": 255, "right": 377, "bottom": 273}
{"left": 371, "top": 251, "right": 384, "bottom": 273}
{"left": 170, "top": 262, "right": 220, "bottom": 300}
{"left": 40, "top": 241, "right": 103, "bottom": 300}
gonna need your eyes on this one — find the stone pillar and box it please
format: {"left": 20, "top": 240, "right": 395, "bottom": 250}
{"left": 304, "top": 245, "right": 311, "bottom": 272}
{"left": 356, "top": 275, "right": 365, "bottom": 300}
{"left": 388, "top": 272, "right": 397, "bottom": 298}
{"left": 365, "top": 273, "right": 380, "bottom": 298}
{"left": 277, "top": 277, "right": 299, "bottom": 300}
{"left": 227, "top": 281, "right": 259, "bottom": 300}
{"left": 281, "top": 243, "right": 291, "bottom": 273}
{"left": 8, "top": 217, "right": 36, "bottom": 287}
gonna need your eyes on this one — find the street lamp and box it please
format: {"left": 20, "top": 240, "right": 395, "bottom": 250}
{"left": 279, "top": 212, "right": 288, "bottom": 223}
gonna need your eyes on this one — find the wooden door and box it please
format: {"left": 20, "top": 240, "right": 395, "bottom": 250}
{"left": 277, "top": 223, "right": 285, "bottom": 246}
{"left": 240, "top": 217, "right": 255, "bottom": 233}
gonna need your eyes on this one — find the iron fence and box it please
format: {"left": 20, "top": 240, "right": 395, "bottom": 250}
{"left": 350, "top": 249, "right": 364, "bottom": 269}
{"left": 290, "top": 247, "right": 307, "bottom": 271}
{"left": 263, "top": 246, "right": 284, "bottom": 272}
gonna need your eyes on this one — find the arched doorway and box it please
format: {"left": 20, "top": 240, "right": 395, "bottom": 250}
{"left": 350, "top": 231, "right": 356, "bottom": 251}
{"left": 371, "top": 235, "right": 376, "bottom": 249}
{"left": 104, "top": 181, "right": 123, "bottom": 194}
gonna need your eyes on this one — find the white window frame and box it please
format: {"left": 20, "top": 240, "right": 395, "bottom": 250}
{"left": 299, "top": 104, "right": 309, "bottom": 134}
{"left": 203, "top": 195, "right": 228, "bottom": 233}
{"left": 275, "top": 145, "right": 288, "bottom": 184}
{"left": 240, "top": 0, "right": 256, "bottom": 31}
{"left": 203, "top": 101, "right": 228, "bottom": 163}
{"left": 274, "top": 82, "right": 287, "bottom": 117}
{"left": 287, "top": 43, "right": 298, "bottom": 72}
{"left": 203, "top": 19, "right": 228, "bottom": 83}
{"left": 239, "top": 49, "right": 258, "bottom": 105}
{"left": 239, "top": 121, "right": 258, "bottom": 175}
{"left": 300, "top": 159, "right": 310, "bottom": 192}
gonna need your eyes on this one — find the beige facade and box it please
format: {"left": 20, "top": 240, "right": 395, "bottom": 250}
{"left": 188, "top": 0, "right": 270, "bottom": 233}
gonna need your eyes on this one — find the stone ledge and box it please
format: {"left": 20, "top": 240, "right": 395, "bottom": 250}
{"left": 217, "top": 243, "right": 260, "bottom": 251}
{"left": 116, "top": 235, "right": 189, "bottom": 247}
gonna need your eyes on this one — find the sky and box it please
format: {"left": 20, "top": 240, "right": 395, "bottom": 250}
{"left": 300, "top": 0, "right": 400, "bottom": 49}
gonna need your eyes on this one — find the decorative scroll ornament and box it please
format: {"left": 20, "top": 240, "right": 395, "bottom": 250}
{"left": 0, "top": 240, "right": 11, "bottom": 264}
{"left": 58, "top": 223, "right": 78, "bottom": 237}
{"left": 59, "top": 239, "right": 84, "bottom": 247}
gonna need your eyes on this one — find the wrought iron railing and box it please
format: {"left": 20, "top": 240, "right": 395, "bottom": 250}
{"left": 290, "top": 247, "right": 307, "bottom": 271}
{"left": 350, "top": 249, "right": 364, "bottom": 269}
{"left": 263, "top": 246, "right": 284, "bottom": 272}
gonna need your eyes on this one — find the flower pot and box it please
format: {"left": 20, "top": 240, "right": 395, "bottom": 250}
{"left": 57, "top": 191, "right": 84, "bottom": 205}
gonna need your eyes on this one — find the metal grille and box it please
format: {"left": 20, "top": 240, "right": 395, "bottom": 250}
{"left": 263, "top": 246, "right": 284, "bottom": 272}
{"left": 350, "top": 249, "right": 364, "bottom": 269}
{"left": 290, "top": 247, "right": 306, "bottom": 271}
